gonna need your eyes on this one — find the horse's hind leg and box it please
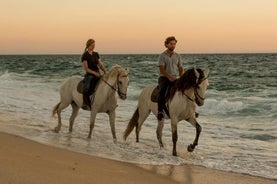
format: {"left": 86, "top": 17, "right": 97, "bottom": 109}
{"left": 136, "top": 109, "right": 150, "bottom": 142}
{"left": 69, "top": 101, "right": 80, "bottom": 132}
{"left": 54, "top": 102, "right": 70, "bottom": 133}
{"left": 187, "top": 118, "right": 202, "bottom": 152}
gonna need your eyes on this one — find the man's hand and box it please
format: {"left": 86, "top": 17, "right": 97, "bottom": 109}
{"left": 168, "top": 75, "right": 176, "bottom": 82}
{"left": 160, "top": 66, "right": 176, "bottom": 82}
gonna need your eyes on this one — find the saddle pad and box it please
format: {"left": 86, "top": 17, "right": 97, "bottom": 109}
{"left": 77, "top": 80, "right": 84, "bottom": 94}
{"left": 151, "top": 86, "right": 159, "bottom": 102}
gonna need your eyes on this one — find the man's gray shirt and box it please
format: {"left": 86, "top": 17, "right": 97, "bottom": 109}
{"left": 158, "top": 51, "right": 182, "bottom": 77}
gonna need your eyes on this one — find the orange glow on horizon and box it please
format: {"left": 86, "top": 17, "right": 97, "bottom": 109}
{"left": 1, "top": 0, "right": 277, "bottom": 54}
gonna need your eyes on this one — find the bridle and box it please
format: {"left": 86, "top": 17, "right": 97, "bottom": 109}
{"left": 194, "top": 77, "right": 208, "bottom": 106}
{"left": 185, "top": 76, "right": 208, "bottom": 106}
{"left": 101, "top": 71, "right": 128, "bottom": 97}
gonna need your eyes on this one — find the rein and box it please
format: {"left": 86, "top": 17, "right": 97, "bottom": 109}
{"left": 100, "top": 72, "right": 128, "bottom": 96}
{"left": 184, "top": 93, "right": 194, "bottom": 102}
{"left": 101, "top": 77, "right": 117, "bottom": 91}
{"left": 184, "top": 77, "right": 207, "bottom": 105}
{"left": 195, "top": 77, "right": 208, "bottom": 105}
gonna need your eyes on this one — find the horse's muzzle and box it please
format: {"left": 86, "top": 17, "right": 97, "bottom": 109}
{"left": 196, "top": 100, "right": 204, "bottom": 106}
{"left": 119, "top": 94, "right": 127, "bottom": 100}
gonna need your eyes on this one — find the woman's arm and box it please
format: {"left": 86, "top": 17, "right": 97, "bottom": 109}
{"left": 83, "top": 61, "right": 101, "bottom": 77}
{"left": 98, "top": 59, "right": 107, "bottom": 74}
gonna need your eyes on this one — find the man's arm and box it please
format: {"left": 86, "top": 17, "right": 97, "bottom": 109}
{"left": 159, "top": 65, "right": 176, "bottom": 81}
{"left": 179, "top": 66, "right": 184, "bottom": 76}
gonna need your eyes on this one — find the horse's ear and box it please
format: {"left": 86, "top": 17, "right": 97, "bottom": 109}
{"left": 204, "top": 68, "right": 210, "bottom": 77}
{"left": 125, "top": 67, "right": 130, "bottom": 74}
{"left": 194, "top": 67, "right": 200, "bottom": 82}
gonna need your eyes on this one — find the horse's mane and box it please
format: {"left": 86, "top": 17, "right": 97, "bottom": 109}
{"left": 104, "top": 65, "right": 123, "bottom": 79}
{"left": 109, "top": 64, "right": 122, "bottom": 71}
{"left": 169, "top": 68, "right": 204, "bottom": 100}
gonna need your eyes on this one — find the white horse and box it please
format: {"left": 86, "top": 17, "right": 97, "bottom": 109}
{"left": 52, "top": 65, "right": 129, "bottom": 142}
{"left": 124, "top": 68, "right": 209, "bottom": 156}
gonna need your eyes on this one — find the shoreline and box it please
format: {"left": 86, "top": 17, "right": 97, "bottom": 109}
{"left": 0, "top": 132, "right": 276, "bottom": 184}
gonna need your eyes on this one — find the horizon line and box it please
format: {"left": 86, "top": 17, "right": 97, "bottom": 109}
{"left": 1, "top": 52, "right": 277, "bottom": 56}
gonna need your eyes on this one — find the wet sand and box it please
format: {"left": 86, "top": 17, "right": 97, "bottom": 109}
{"left": 0, "top": 132, "right": 276, "bottom": 184}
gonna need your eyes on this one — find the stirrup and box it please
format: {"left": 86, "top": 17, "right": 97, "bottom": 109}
{"left": 82, "top": 104, "right": 91, "bottom": 110}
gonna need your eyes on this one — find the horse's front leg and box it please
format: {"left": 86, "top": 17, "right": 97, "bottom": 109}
{"left": 171, "top": 119, "right": 178, "bottom": 156}
{"left": 88, "top": 110, "right": 97, "bottom": 139}
{"left": 156, "top": 119, "right": 164, "bottom": 148}
{"left": 187, "top": 118, "right": 202, "bottom": 152}
{"left": 108, "top": 110, "right": 117, "bottom": 143}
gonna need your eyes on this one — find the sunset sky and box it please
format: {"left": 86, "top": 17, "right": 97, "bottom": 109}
{"left": 1, "top": 0, "right": 277, "bottom": 54}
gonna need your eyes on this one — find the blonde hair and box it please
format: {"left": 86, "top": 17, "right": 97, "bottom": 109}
{"left": 84, "top": 38, "right": 95, "bottom": 52}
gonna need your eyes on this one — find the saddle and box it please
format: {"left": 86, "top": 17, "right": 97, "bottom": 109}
{"left": 77, "top": 79, "right": 100, "bottom": 94}
{"left": 77, "top": 79, "right": 100, "bottom": 110}
{"left": 151, "top": 85, "right": 173, "bottom": 103}
{"left": 151, "top": 85, "right": 174, "bottom": 118}
{"left": 77, "top": 80, "right": 85, "bottom": 94}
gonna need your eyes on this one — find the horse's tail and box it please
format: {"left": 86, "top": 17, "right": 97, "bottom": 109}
{"left": 52, "top": 102, "right": 61, "bottom": 117}
{"left": 123, "top": 108, "right": 139, "bottom": 140}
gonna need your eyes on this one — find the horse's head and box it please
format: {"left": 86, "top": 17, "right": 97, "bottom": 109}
{"left": 172, "top": 67, "right": 209, "bottom": 106}
{"left": 194, "top": 68, "right": 209, "bottom": 106}
{"left": 116, "top": 66, "right": 130, "bottom": 100}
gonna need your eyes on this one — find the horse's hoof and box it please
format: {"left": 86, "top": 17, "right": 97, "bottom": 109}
{"left": 54, "top": 127, "right": 60, "bottom": 133}
{"left": 87, "top": 135, "right": 91, "bottom": 139}
{"left": 159, "top": 143, "right": 164, "bottom": 148}
{"left": 172, "top": 152, "right": 177, "bottom": 156}
{"left": 113, "top": 139, "right": 117, "bottom": 144}
{"left": 187, "top": 144, "right": 194, "bottom": 152}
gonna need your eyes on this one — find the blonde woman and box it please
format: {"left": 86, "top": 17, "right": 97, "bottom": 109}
{"left": 81, "top": 38, "right": 107, "bottom": 110}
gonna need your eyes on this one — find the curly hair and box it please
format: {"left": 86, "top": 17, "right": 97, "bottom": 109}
{"left": 164, "top": 36, "right": 177, "bottom": 46}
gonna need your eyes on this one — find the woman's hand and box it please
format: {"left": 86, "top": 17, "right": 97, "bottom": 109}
{"left": 94, "top": 72, "right": 101, "bottom": 78}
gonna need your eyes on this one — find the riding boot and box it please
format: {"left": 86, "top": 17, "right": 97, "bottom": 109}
{"left": 157, "top": 76, "right": 169, "bottom": 121}
{"left": 82, "top": 91, "right": 91, "bottom": 110}
{"left": 157, "top": 97, "right": 165, "bottom": 121}
{"left": 157, "top": 111, "right": 164, "bottom": 121}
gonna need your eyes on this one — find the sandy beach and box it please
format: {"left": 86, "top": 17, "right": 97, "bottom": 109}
{"left": 0, "top": 132, "right": 276, "bottom": 184}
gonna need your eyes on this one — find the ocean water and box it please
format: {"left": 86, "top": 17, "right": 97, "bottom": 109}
{"left": 0, "top": 54, "right": 276, "bottom": 179}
